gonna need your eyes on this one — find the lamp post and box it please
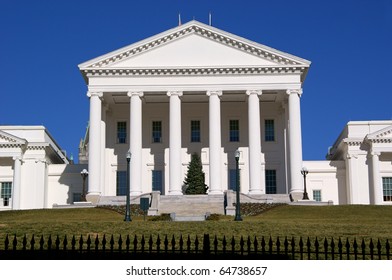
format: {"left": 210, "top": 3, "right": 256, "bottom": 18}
{"left": 301, "top": 167, "right": 309, "bottom": 200}
{"left": 234, "top": 149, "right": 242, "bottom": 221}
{"left": 124, "top": 150, "right": 132, "bottom": 222}
{"left": 80, "top": 169, "right": 88, "bottom": 202}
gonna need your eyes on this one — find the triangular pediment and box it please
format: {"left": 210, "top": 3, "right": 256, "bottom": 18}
{"left": 367, "top": 125, "right": 392, "bottom": 140}
{"left": 79, "top": 20, "right": 310, "bottom": 71}
{"left": 0, "top": 130, "right": 26, "bottom": 146}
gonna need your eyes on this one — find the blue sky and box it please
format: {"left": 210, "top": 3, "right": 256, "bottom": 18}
{"left": 1, "top": 0, "right": 391, "bottom": 161}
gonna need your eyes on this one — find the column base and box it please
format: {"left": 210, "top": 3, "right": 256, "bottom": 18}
{"left": 86, "top": 193, "right": 101, "bottom": 204}
{"left": 289, "top": 192, "right": 303, "bottom": 202}
{"left": 208, "top": 190, "right": 223, "bottom": 195}
{"left": 248, "top": 190, "right": 263, "bottom": 195}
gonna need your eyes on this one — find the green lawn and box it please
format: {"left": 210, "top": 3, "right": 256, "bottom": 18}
{"left": 1, "top": 205, "right": 391, "bottom": 250}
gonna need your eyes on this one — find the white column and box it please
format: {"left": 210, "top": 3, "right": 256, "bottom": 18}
{"left": 370, "top": 151, "right": 382, "bottom": 205}
{"left": 207, "top": 90, "right": 223, "bottom": 194}
{"left": 287, "top": 89, "right": 303, "bottom": 196}
{"left": 167, "top": 91, "right": 183, "bottom": 195}
{"left": 246, "top": 90, "right": 263, "bottom": 194}
{"left": 128, "top": 91, "right": 144, "bottom": 195}
{"left": 11, "top": 156, "right": 22, "bottom": 210}
{"left": 87, "top": 91, "right": 103, "bottom": 200}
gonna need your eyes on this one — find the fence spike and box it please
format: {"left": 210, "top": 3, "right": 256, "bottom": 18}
{"left": 353, "top": 238, "right": 358, "bottom": 260}
{"left": 222, "top": 235, "right": 227, "bottom": 254}
{"left": 247, "top": 236, "right": 251, "bottom": 255}
{"left": 386, "top": 239, "right": 390, "bottom": 260}
{"left": 231, "top": 236, "right": 235, "bottom": 254}
{"left": 110, "top": 235, "right": 115, "bottom": 252}
{"left": 179, "top": 235, "right": 184, "bottom": 254}
{"left": 195, "top": 236, "right": 199, "bottom": 253}
{"left": 22, "top": 234, "right": 27, "bottom": 251}
{"left": 55, "top": 235, "right": 60, "bottom": 251}
{"left": 171, "top": 235, "right": 176, "bottom": 253}
{"left": 79, "top": 235, "right": 84, "bottom": 252}
{"left": 345, "top": 238, "right": 350, "bottom": 260}
{"left": 164, "top": 235, "right": 169, "bottom": 253}
{"left": 95, "top": 235, "right": 99, "bottom": 252}
{"left": 134, "top": 235, "right": 138, "bottom": 253}
{"left": 48, "top": 235, "right": 52, "bottom": 251}
{"left": 338, "top": 237, "right": 343, "bottom": 260}
{"left": 291, "top": 237, "right": 296, "bottom": 260}
{"left": 118, "top": 235, "right": 122, "bottom": 252}
{"left": 299, "top": 237, "right": 304, "bottom": 260}
{"left": 148, "top": 235, "right": 153, "bottom": 253}
{"left": 323, "top": 238, "right": 328, "bottom": 260}
{"left": 30, "top": 234, "right": 35, "bottom": 251}
{"left": 261, "top": 236, "right": 266, "bottom": 254}
{"left": 187, "top": 235, "right": 191, "bottom": 254}
{"left": 377, "top": 239, "right": 382, "bottom": 260}
{"left": 284, "top": 237, "right": 288, "bottom": 256}
{"left": 156, "top": 234, "right": 161, "bottom": 254}
{"left": 253, "top": 236, "right": 258, "bottom": 254}
{"left": 369, "top": 238, "right": 374, "bottom": 260}
{"left": 240, "top": 236, "right": 244, "bottom": 255}
{"left": 125, "top": 234, "right": 130, "bottom": 253}
{"left": 5, "top": 234, "right": 9, "bottom": 251}
{"left": 331, "top": 237, "right": 335, "bottom": 260}
{"left": 306, "top": 237, "right": 311, "bottom": 260}
{"left": 63, "top": 235, "right": 68, "bottom": 251}
{"left": 12, "top": 234, "right": 17, "bottom": 251}
{"left": 102, "top": 234, "right": 107, "bottom": 252}
{"left": 71, "top": 235, "right": 76, "bottom": 251}
{"left": 314, "top": 237, "right": 319, "bottom": 260}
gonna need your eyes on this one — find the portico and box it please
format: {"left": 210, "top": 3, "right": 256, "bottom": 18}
{"left": 79, "top": 20, "right": 311, "bottom": 201}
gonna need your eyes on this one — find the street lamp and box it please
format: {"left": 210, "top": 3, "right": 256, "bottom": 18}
{"left": 301, "top": 167, "right": 309, "bottom": 200}
{"left": 124, "top": 150, "right": 132, "bottom": 222}
{"left": 80, "top": 169, "right": 88, "bottom": 202}
{"left": 234, "top": 149, "right": 242, "bottom": 221}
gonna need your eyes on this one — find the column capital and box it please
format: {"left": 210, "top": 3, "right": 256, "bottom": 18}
{"left": 206, "top": 90, "right": 222, "bottom": 97}
{"left": 12, "top": 156, "right": 23, "bottom": 162}
{"left": 286, "top": 89, "right": 303, "bottom": 97}
{"left": 87, "top": 91, "right": 103, "bottom": 98}
{"left": 246, "top": 89, "right": 263, "bottom": 96}
{"left": 370, "top": 151, "right": 381, "bottom": 157}
{"left": 127, "top": 91, "right": 144, "bottom": 97}
{"left": 167, "top": 91, "right": 183, "bottom": 97}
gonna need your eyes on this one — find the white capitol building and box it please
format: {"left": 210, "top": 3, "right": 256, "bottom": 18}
{"left": 1, "top": 21, "right": 391, "bottom": 211}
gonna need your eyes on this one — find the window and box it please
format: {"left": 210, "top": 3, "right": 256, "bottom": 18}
{"left": 229, "top": 169, "right": 240, "bottom": 191}
{"left": 117, "top": 121, "right": 127, "bottom": 144}
{"left": 191, "top": 120, "right": 201, "bottom": 142}
{"left": 116, "top": 171, "right": 127, "bottom": 196}
{"left": 152, "top": 170, "right": 163, "bottom": 193}
{"left": 152, "top": 121, "right": 162, "bottom": 143}
{"left": 229, "top": 120, "right": 239, "bottom": 142}
{"left": 265, "top": 170, "right": 277, "bottom": 194}
{"left": 382, "top": 177, "right": 392, "bottom": 202}
{"left": 73, "top": 193, "right": 82, "bottom": 203}
{"left": 1, "top": 182, "right": 12, "bottom": 206}
{"left": 265, "top": 119, "right": 275, "bottom": 142}
{"left": 313, "top": 190, "right": 322, "bottom": 202}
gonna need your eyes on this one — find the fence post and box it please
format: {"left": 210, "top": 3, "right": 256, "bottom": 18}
{"left": 179, "top": 235, "right": 184, "bottom": 254}
{"left": 353, "top": 238, "right": 358, "bottom": 260}
{"left": 276, "top": 237, "right": 280, "bottom": 256}
{"left": 5, "top": 234, "right": 9, "bottom": 251}
{"left": 240, "top": 236, "right": 244, "bottom": 256}
{"left": 377, "top": 239, "right": 382, "bottom": 260}
{"left": 314, "top": 237, "right": 319, "bottom": 260}
{"left": 323, "top": 238, "right": 328, "bottom": 260}
{"left": 306, "top": 237, "right": 311, "bottom": 260}
{"left": 231, "top": 236, "right": 235, "bottom": 254}
{"left": 331, "top": 238, "right": 335, "bottom": 260}
{"left": 156, "top": 235, "right": 161, "bottom": 254}
{"left": 187, "top": 235, "right": 191, "bottom": 254}
{"left": 213, "top": 235, "right": 218, "bottom": 255}
{"left": 171, "top": 235, "right": 175, "bottom": 254}
{"left": 338, "top": 238, "right": 343, "bottom": 260}
{"left": 291, "top": 237, "right": 296, "bottom": 260}
{"left": 63, "top": 235, "right": 68, "bottom": 251}
{"left": 345, "top": 238, "right": 350, "bottom": 260}
{"left": 386, "top": 239, "right": 390, "bottom": 260}
{"left": 12, "top": 234, "right": 17, "bottom": 251}
{"left": 369, "top": 238, "right": 374, "bottom": 260}
{"left": 31, "top": 235, "right": 35, "bottom": 251}
{"left": 194, "top": 236, "right": 199, "bottom": 254}
{"left": 222, "top": 236, "right": 227, "bottom": 254}
{"left": 203, "top": 234, "right": 210, "bottom": 256}
{"left": 361, "top": 239, "right": 366, "bottom": 260}
{"left": 164, "top": 235, "right": 168, "bottom": 254}
{"left": 299, "top": 237, "right": 304, "bottom": 260}
{"left": 22, "top": 234, "right": 27, "bottom": 251}
{"left": 125, "top": 235, "right": 130, "bottom": 253}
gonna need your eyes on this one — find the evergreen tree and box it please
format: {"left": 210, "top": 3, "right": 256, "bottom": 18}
{"left": 183, "top": 153, "right": 208, "bottom": 194}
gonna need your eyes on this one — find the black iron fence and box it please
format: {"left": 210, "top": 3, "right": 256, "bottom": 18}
{"left": 0, "top": 234, "right": 390, "bottom": 260}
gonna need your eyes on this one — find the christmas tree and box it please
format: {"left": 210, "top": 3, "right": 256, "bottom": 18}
{"left": 183, "top": 153, "right": 208, "bottom": 194}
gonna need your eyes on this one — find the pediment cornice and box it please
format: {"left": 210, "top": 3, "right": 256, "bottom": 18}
{"left": 79, "top": 21, "right": 310, "bottom": 80}
{"left": 365, "top": 125, "right": 392, "bottom": 144}
{"left": 0, "top": 130, "right": 27, "bottom": 147}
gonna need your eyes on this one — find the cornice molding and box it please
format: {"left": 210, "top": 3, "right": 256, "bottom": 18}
{"left": 343, "top": 138, "right": 363, "bottom": 146}
{"left": 82, "top": 65, "right": 307, "bottom": 78}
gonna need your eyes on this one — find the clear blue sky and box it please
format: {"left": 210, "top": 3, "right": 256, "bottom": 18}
{"left": 1, "top": 0, "right": 391, "bottom": 161}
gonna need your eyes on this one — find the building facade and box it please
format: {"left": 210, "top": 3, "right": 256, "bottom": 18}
{"left": 78, "top": 20, "right": 311, "bottom": 202}
{"left": 1, "top": 21, "right": 391, "bottom": 211}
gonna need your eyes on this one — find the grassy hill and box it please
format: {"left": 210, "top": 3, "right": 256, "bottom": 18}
{"left": 1, "top": 204, "right": 391, "bottom": 249}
